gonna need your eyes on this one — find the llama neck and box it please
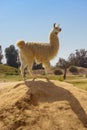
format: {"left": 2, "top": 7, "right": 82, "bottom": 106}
{"left": 49, "top": 32, "right": 59, "bottom": 59}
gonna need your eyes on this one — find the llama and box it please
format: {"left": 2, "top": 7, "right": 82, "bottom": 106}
{"left": 17, "top": 23, "right": 61, "bottom": 79}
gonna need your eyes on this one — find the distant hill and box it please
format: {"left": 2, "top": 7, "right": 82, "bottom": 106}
{"left": 0, "top": 64, "right": 19, "bottom": 75}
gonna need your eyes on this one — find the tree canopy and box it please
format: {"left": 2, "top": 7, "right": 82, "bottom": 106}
{"left": 5, "top": 45, "right": 18, "bottom": 68}
{"left": 68, "top": 49, "right": 87, "bottom": 68}
{"left": 0, "top": 45, "right": 3, "bottom": 64}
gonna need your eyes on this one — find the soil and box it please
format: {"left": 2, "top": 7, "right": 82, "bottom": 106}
{"left": 0, "top": 79, "right": 87, "bottom": 130}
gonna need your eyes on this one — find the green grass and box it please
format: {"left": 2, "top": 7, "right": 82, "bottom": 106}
{"left": 48, "top": 75, "right": 64, "bottom": 81}
{"left": 0, "top": 74, "right": 22, "bottom": 82}
{"left": 65, "top": 75, "right": 87, "bottom": 91}
{"left": 66, "top": 75, "right": 84, "bottom": 80}
{"left": 72, "top": 81, "right": 87, "bottom": 91}
{"left": 0, "top": 64, "right": 21, "bottom": 82}
{"left": 0, "top": 64, "right": 19, "bottom": 75}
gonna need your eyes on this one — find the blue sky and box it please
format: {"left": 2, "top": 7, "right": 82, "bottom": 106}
{"left": 0, "top": 0, "right": 87, "bottom": 66}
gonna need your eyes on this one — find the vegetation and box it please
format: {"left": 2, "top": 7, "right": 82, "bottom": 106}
{"left": 0, "top": 64, "right": 19, "bottom": 75}
{"left": 69, "top": 66, "right": 78, "bottom": 73}
{"left": 65, "top": 76, "right": 87, "bottom": 91}
{"left": 68, "top": 49, "right": 87, "bottom": 68}
{"left": 0, "top": 64, "right": 21, "bottom": 82}
{"left": 54, "top": 69, "right": 63, "bottom": 75}
{"left": 0, "top": 45, "right": 3, "bottom": 64}
{"left": 56, "top": 58, "right": 70, "bottom": 79}
{"left": 5, "top": 45, "right": 19, "bottom": 68}
{"left": 55, "top": 49, "right": 87, "bottom": 79}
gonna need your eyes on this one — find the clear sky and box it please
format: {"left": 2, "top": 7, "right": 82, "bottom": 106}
{"left": 0, "top": 0, "right": 87, "bottom": 66}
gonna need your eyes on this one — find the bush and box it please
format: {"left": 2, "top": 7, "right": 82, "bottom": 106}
{"left": 69, "top": 66, "right": 78, "bottom": 73}
{"left": 54, "top": 69, "right": 63, "bottom": 75}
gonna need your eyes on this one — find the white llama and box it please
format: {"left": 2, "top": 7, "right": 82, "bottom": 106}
{"left": 17, "top": 23, "right": 61, "bottom": 79}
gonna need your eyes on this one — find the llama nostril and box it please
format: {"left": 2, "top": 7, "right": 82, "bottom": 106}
{"left": 59, "top": 28, "right": 62, "bottom": 31}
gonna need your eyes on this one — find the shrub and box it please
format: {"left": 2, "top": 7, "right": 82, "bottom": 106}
{"left": 69, "top": 66, "right": 78, "bottom": 73}
{"left": 54, "top": 69, "right": 63, "bottom": 75}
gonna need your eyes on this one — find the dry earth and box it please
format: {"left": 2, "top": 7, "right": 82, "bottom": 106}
{"left": 0, "top": 79, "right": 87, "bottom": 130}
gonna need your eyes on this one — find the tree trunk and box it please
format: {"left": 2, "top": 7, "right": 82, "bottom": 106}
{"left": 63, "top": 68, "right": 67, "bottom": 80}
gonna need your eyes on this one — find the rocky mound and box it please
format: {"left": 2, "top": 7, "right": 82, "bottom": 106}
{"left": 0, "top": 79, "right": 87, "bottom": 130}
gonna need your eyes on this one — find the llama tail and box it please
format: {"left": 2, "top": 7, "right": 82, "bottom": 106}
{"left": 17, "top": 40, "right": 25, "bottom": 49}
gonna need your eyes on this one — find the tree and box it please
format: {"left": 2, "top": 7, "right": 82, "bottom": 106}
{"left": 5, "top": 45, "right": 18, "bottom": 67}
{"left": 57, "top": 58, "right": 70, "bottom": 79}
{"left": 68, "top": 49, "right": 87, "bottom": 68}
{"left": 68, "top": 53, "right": 76, "bottom": 65}
{"left": 32, "top": 61, "right": 43, "bottom": 70}
{"left": 0, "top": 45, "right": 3, "bottom": 64}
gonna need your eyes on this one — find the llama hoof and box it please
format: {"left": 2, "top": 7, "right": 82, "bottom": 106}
{"left": 23, "top": 76, "right": 27, "bottom": 81}
{"left": 32, "top": 77, "right": 37, "bottom": 81}
{"left": 46, "top": 77, "right": 50, "bottom": 81}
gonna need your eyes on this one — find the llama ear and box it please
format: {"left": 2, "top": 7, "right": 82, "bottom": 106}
{"left": 53, "top": 23, "right": 56, "bottom": 28}
{"left": 53, "top": 23, "right": 59, "bottom": 28}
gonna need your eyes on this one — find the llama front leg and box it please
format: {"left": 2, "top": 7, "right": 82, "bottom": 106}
{"left": 19, "top": 53, "right": 27, "bottom": 80}
{"left": 27, "top": 62, "right": 36, "bottom": 80}
{"left": 43, "top": 61, "right": 51, "bottom": 80}
{"left": 20, "top": 62, "right": 27, "bottom": 80}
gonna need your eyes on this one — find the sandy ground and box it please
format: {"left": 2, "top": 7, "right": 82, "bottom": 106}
{"left": 0, "top": 79, "right": 87, "bottom": 130}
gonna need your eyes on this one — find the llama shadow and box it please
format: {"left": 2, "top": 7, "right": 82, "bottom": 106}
{"left": 14, "top": 79, "right": 87, "bottom": 127}
{"left": 25, "top": 80, "right": 87, "bottom": 127}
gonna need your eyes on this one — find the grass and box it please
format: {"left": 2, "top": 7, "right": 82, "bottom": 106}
{"left": 65, "top": 75, "right": 87, "bottom": 91}
{"left": 0, "top": 64, "right": 21, "bottom": 82}
{"left": 72, "top": 81, "right": 87, "bottom": 91}
{"left": 0, "top": 74, "right": 22, "bottom": 82}
{"left": 0, "top": 64, "right": 19, "bottom": 75}
{"left": 48, "top": 75, "right": 64, "bottom": 81}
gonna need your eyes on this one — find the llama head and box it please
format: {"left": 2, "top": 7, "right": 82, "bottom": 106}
{"left": 52, "top": 23, "right": 61, "bottom": 35}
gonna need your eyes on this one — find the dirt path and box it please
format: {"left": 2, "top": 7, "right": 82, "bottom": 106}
{"left": 0, "top": 79, "right": 87, "bottom": 130}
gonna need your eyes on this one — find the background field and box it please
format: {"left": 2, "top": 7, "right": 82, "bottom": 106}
{"left": 0, "top": 64, "right": 87, "bottom": 91}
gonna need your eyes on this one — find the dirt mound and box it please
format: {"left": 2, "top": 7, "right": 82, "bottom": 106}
{"left": 0, "top": 79, "right": 87, "bottom": 130}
